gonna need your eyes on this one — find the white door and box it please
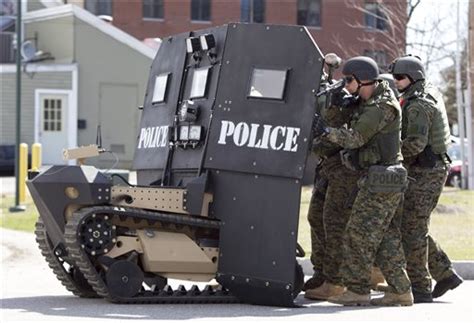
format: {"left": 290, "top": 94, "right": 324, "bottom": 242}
{"left": 38, "top": 93, "right": 69, "bottom": 165}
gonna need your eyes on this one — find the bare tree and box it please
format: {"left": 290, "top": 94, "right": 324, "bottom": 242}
{"left": 332, "top": 0, "right": 456, "bottom": 72}
{"left": 440, "top": 41, "right": 468, "bottom": 125}
{"left": 406, "top": 3, "right": 458, "bottom": 73}
{"left": 332, "top": 0, "right": 416, "bottom": 67}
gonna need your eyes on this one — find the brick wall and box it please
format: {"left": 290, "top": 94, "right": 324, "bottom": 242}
{"left": 110, "top": 0, "right": 406, "bottom": 68}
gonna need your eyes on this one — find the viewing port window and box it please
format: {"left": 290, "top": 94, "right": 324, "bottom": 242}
{"left": 152, "top": 73, "right": 170, "bottom": 104}
{"left": 248, "top": 68, "right": 288, "bottom": 100}
{"left": 190, "top": 66, "right": 211, "bottom": 99}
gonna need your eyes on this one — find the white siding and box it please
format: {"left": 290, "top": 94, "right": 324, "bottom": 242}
{"left": 0, "top": 71, "right": 72, "bottom": 145}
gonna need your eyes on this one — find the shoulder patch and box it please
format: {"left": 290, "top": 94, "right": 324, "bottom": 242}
{"left": 407, "top": 108, "right": 419, "bottom": 122}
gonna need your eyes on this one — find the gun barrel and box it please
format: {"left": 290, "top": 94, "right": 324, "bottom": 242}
{"left": 316, "top": 78, "right": 346, "bottom": 97}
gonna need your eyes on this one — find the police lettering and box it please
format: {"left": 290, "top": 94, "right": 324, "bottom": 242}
{"left": 372, "top": 173, "right": 404, "bottom": 185}
{"left": 217, "top": 120, "right": 300, "bottom": 152}
{"left": 137, "top": 126, "right": 169, "bottom": 149}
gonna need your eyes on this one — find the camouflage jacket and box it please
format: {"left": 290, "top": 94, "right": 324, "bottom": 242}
{"left": 325, "top": 81, "right": 403, "bottom": 167}
{"left": 399, "top": 81, "right": 451, "bottom": 162}
{"left": 312, "top": 77, "right": 354, "bottom": 158}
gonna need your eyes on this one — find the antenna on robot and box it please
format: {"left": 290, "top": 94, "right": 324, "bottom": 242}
{"left": 96, "top": 125, "right": 103, "bottom": 149}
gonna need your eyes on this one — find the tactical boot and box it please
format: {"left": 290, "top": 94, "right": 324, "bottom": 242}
{"left": 303, "top": 273, "right": 325, "bottom": 291}
{"left": 374, "top": 283, "right": 392, "bottom": 293}
{"left": 370, "top": 291, "right": 414, "bottom": 307}
{"left": 327, "top": 290, "right": 370, "bottom": 306}
{"left": 413, "top": 291, "right": 433, "bottom": 303}
{"left": 370, "top": 266, "right": 387, "bottom": 290}
{"left": 432, "top": 273, "right": 463, "bottom": 298}
{"left": 304, "top": 281, "right": 346, "bottom": 300}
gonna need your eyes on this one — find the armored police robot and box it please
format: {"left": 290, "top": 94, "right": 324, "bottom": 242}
{"left": 27, "top": 23, "right": 325, "bottom": 306}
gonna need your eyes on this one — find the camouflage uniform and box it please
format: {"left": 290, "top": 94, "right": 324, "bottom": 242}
{"left": 326, "top": 81, "right": 411, "bottom": 295}
{"left": 428, "top": 235, "right": 457, "bottom": 282}
{"left": 306, "top": 94, "right": 356, "bottom": 286}
{"left": 321, "top": 154, "right": 360, "bottom": 285}
{"left": 306, "top": 166, "right": 327, "bottom": 278}
{"left": 399, "top": 81, "right": 452, "bottom": 294}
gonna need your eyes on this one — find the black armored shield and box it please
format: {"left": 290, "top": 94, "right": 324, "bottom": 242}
{"left": 133, "top": 23, "right": 324, "bottom": 306}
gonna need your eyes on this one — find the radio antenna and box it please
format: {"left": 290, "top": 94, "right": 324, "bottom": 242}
{"left": 96, "top": 124, "right": 103, "bottom": 148}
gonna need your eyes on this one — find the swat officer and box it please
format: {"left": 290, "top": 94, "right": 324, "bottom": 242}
{"left": 303, "top": 75, "right": 357, "bottom": 293}
{"left": 389, "top": 55, "right": 463, "bottom": 303}
{"left": 314, "top": 56, "right": 413, "bottom": 306}
{"left": 305, "top": 85, "right": 361, "bottom": 301}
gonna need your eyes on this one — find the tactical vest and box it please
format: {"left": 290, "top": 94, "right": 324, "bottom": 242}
{"left": 352, "top": 81, "right": 402, "bottom": 168}
{"left": 402, "top": 82, "right": 451, "bottom": 155}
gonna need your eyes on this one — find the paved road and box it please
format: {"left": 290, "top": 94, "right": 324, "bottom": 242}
{"left": 1, "top": 228, "right": 473, "bottom": 323}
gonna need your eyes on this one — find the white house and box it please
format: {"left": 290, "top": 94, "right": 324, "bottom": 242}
{"left": 0, "top": 3, "right": 158, "bottom": 168}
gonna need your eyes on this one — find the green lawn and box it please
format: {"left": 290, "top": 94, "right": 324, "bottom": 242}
{"left": 297, "top": 186, "right": 474, "bottom": 260}
{"left": 2, "top": 186, "right": 473, "bottom": 260}
{"left": 429, "top": 188, "right": 474, "bottom": 259}
{"left": 0, "top": 194, "right": 39, "bottom": 232}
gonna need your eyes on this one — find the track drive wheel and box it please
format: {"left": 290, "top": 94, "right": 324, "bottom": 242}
{"left": 35, "top": 218, "right": 98, "bottom": 298}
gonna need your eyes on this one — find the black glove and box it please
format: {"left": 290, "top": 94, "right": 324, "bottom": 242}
{"left": 312, "top": 114, "right": 328, "bottom": 138}
{"left": 330, "top": 89, "right": 359, "bottom": 109}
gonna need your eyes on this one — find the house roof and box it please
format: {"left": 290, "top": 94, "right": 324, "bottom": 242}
{"left": 23, "top": 4, "right": 157, "bottom": 59}
{"left": 0, "top": 16, "right": 15, "bottom": 32}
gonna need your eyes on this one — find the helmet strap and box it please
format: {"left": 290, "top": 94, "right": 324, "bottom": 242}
{"left": 359, "top": 80, "right": 376, "bottom": 87}
{"left": 356, "top": 80, "right": 376, "bottom": 94}
{"left": 399, "top": 78, "right": 417, "bottom": 93}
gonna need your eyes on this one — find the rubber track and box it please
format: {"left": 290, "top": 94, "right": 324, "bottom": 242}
{"left": 64, "top": 206, "right": 240, "bottom": 304}
{"left": 35, "top": 218, "right": 98, "bottom": 298}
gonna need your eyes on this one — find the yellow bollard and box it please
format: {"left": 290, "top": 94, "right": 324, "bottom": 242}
{"left": 19, "top": 143, "right": 28, "bottom": 203}
{"left": 31, "top": 143, "right": 42, "bottom": 171}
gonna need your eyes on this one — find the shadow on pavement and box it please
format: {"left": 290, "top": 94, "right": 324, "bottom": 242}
{"left": 1, "top": 294, "right": 374, "bottom": 320}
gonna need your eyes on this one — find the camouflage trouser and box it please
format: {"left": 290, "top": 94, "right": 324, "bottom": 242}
{"left": 428, "top": 235, "right": 455, "bottom": 282}
{"left": 374, "top": 232, "right": 454, "bottom": 283}
{"left": 401, "top": 166, "right": 449, "bottom": 293}
{"left": 340, "top": 180, "right": 411, "bottom": 295}
{"left": 307, "top": 170, "right": 327, "bottom": 274}
{"left": 322, "top": 164, "right": 359, "bottom": 285}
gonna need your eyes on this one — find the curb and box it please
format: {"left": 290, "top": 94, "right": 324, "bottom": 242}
{"left": 298, "top": 259, "right": 474, "bottom": 280}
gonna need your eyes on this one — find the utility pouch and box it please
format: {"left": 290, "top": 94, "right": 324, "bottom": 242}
{"left": 366, "top": 164, "right": 408, "bottom": 193}
{"left": 340, "top": 149, "right": 361, "bottom": 171}
{"left": 376, "top": 132, "right": 399, "bottom": 164}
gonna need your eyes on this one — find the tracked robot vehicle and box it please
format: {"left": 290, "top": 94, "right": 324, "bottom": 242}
{"left": 27, "top": 23, "right": 325, "bottom": 307}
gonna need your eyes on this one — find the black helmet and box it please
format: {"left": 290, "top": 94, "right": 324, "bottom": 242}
{"left": 388, "top": 55, "right": 425, "bottom": 81}
{"left": 342, "top": 56, "right": 379, "bottom": 81}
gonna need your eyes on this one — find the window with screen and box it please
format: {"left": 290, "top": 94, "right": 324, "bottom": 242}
{"left": 248, "top": 68, "right": 288, "bottom": 100}
{"left": 143, "top": 0, "right": 164, "bottom": 19}
{"left": 152, "top": 73, "right": 169, "bottom": 104}
{"left": 85, "top": 0, "right": 112, "bottom": 16}
{"left": 43, "top": 98, "right": 62, "bottom": 132}
{"left": 191, "top": 0, "right": 211, "bottom": 21}
{"left": 190, "top": 67, "right": 210, "bottom": 99}
{"left": 365, "top": 2, "right": 387, "bottom": 31}
{"left": 241, "top": 0, "right": 265, "bottom": 23}
{"left": 297, "top": 0, "right": 321, "bottom": 27}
